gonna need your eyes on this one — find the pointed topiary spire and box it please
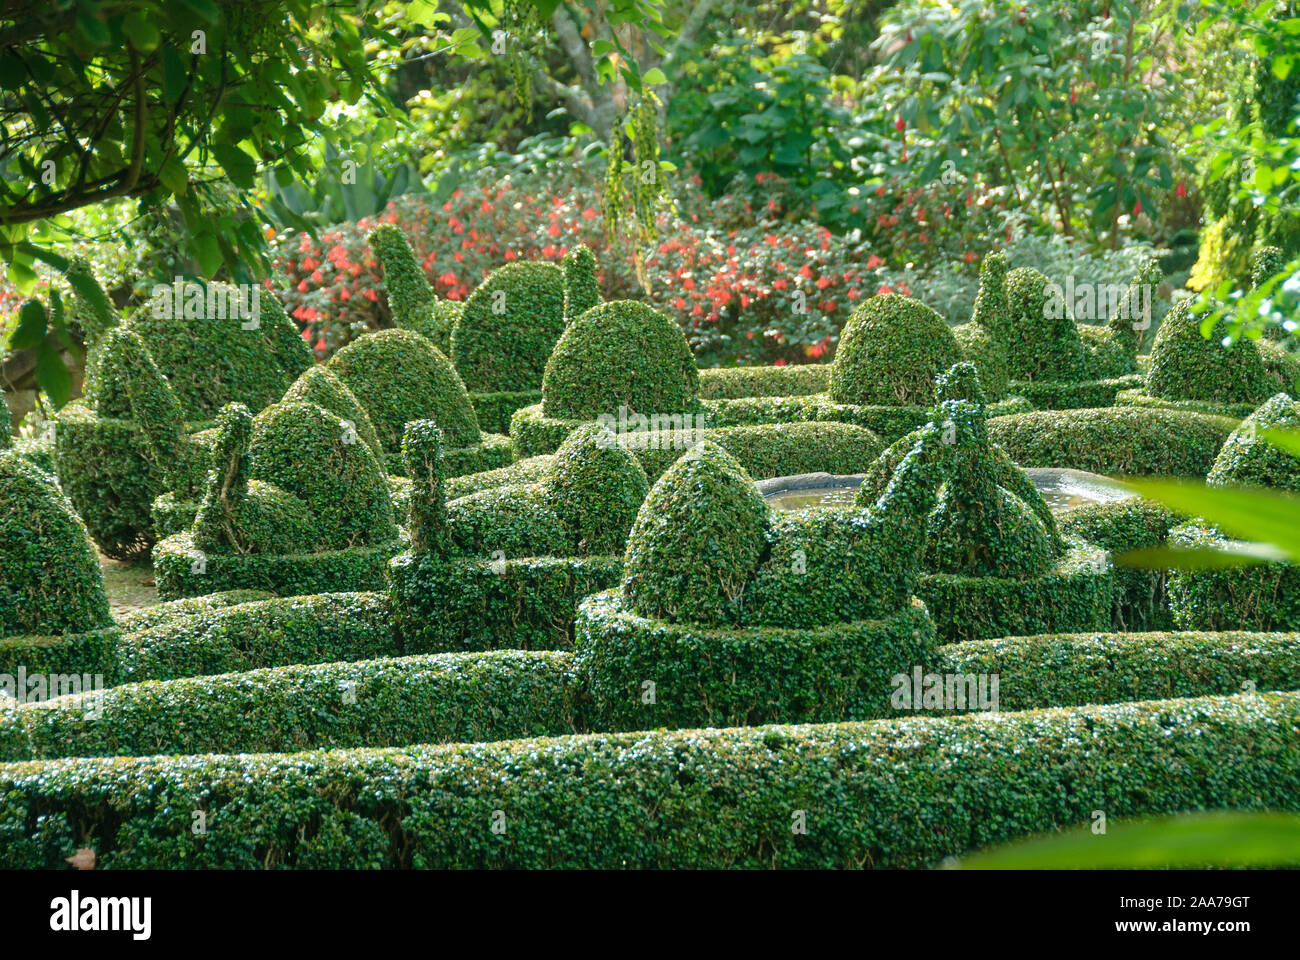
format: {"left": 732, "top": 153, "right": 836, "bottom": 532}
{"left": 192, "top": 402, "right": 254, "bottom": 553}
{"left": 970, "top": 250, "right": 1010, "bottom": 338}
{"left": 1145, "top": 299, "right": 1271, "bottom": 404}
{"left": 621, "top": 440, "right": 768, "bottom": 625}
{"left": 402, "top": 419, "right": 448, "bottom": 554}
{"left": 257, "top": 286, "right": 313, "bottom": 378}
{"left": 369, "top": 223, "right": 434, "bottom": 320}
{"left": 88, "top": 326, "right": 185, "bottom": 481}
{"left": 562, "top": 244, "right": 600, "bottom": 323}
{"left": 1105, "top": 256, "right": 1162, "bottom": 352}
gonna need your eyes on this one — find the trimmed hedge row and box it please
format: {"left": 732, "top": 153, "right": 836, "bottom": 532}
{"left": 0, "top": 651, "right": 581, "bottom": 761}
{"left": 152, "top": 532, "right": 405, "bottom": 601}
{"left": 1058, "top": 499, "right": 1181, "bottom": 631}
{"left": 114, "top": 590, "right": 275, "bottom": 632}
{"left": 987, "top": 407, "right": 1238, "bottom": 476}
{"left": 114, "top": 592, "right": 395, "bottom": 684}
{"left": 0, "top": 691, "right": 1294, "bottom": 868}
{"left": 918, "top": 542, "right": 1114, "bottom": 643}
{"left": 702, "top": 393, "right": 1032, "bottom": 440}
{"left": 1115, "top": 387, "right": 1259, "bottom": 419}
{"left": 0, "top": 627, "right": 119, "bottom": 683}
{"left": 388, "top": 551, "right": 622, "bottom": 653}
{"left": 1169, "top": 523, "right": 1300, "bottom": 632}
{"left": 936, "top": 630, "right": 1300, "bottom": 713}
{"left": 1010, "top": 373, "right": 1144, "bottom": 411}
{"left": 445, "top": 454, "right": 556, "bottom": 500}
{"left": 698, "top": 363, "right": 831, "bottom": 399}
{"left": 576, "top": 591, "right": 938, "bottom": 730}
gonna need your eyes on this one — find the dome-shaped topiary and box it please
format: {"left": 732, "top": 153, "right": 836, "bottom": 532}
{"left": 328, "top": 328, "right": 480, "bottom": 453}
{"left": 542, "top": 422, "right": 649, "bottom": 555}
{"left": 542, "top": 301, "right": 699, "bottom": 421}
{"left": 1002, "top": 266, "right": 1086, "bottom": 381}
{"left": 0, "top": 450, "right": 112, "bottom": 639}
{"left": 281, "top": 365, "right": 384, "bottom": 462}
{"left": 828, "top": 294, "right": 963, "bottom": 406}
{"left": 452, "top": 261, "right": 565, "bottom": 393}
{"left": 1207, "top": 393, "right": 1300, "bottom": 491}
{"left": 621, "top": 441, "right": 768, "bottom": 625}
{"left": 249, "top": 400, "right": 398, "bottom": 549}
{"left": 1145, "top": 299, "right": 1272, "bottom": 404}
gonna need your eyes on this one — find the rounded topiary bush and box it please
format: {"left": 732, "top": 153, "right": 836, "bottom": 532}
{"left": 542, "top": 301, "right": 699, "bottom": 421}
{"left": 0, "top": 450, "right": 112, "bottom": 639}
{"left": 453, "top": 261, "right": 565, "bottom": 393}
{"left": 328, "top": 329, "right": 480, "bottom": 453}
{"left": 1207, "top": 393, "right": 1300, "bottom": 490}
{"left": 1145, "top": 300, "right": 1272, "bottom": 404}
{"left": 828, "top": 294, "right": 963, "bottom": 406}
{"left": 621, "top": 441, "right": 768, "bottom": 625}
{"left": 541, "top": 422, "right": 649, "bottom": 555}
{"left": 281, "top": 365, "right": 384, "bottom": 463}
{"left": 249, "top": 400, "right": 398, "bottom": 549}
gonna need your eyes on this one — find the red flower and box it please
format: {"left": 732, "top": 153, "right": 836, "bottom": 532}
{"left": 774, "top": 357, "right": 788, "bottom": 367}
{"left": 866, "top": 254, "right": 884, "bottom": 268}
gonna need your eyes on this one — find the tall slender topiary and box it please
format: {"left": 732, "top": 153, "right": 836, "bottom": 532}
{"left": 1104, "top": 256, "right": 1162, "bottom": 357}
{"left": 402, "top": 419, "right": 448, "bottom": 554}
{"left": 87, "top": 326, "right": 186, "bottom": 482}
{"left": 369, "top": 223, "right": 434, "bottom": 320}
{"left": 562, "top": 244, "right": 600, "bottom": 323}
{"left": 970, "top": 250, "right": 1010, "bottom": 339}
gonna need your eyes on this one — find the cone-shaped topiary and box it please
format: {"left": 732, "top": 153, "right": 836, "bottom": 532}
{"left": 828, "top": 293, "right": 963, "bottom": 406}
{"left": 1002, "top": 266, "right": 1086, "bottom": 381}
{"left": 543, "top": 301, "right": 699, "bottom": 421}
{"left": 562, "top": 244, "right": 600, "bottom": 323}
{"left": 249, "top": 400, "right": 398, "bottom": 549}
{"left": 453, "top": 261, "right": 565, "bottom": 393}
{"left": 281, "top": 365, "right": 384, "bottom": 463}
{"left": 369, "top": 224, "right": 434, "bottom": 320}
{"left": 1145, "top": 300, "right": 1272, "bottom": 405}
{"left": 541, "top": 422, "right": 649, "bottom": 555}
{"left": 622, "top": 441, "right": 768, "bottom": 625}
{"left": 328, "top": 328, "right": 480, "bottom": 453}
{"left": 1102, "top": 256, "right": 1162, "bottom": 360}
{"left": 190, "top": 403, "right": 317, "bottom": 555}
{"left": 1207, "top": 393, "right": 1300, "bottom": 491}
{"left": 0, "top": 450, "right": 112, "bottom": 639}
{"left": 402, "top": 419, "right": 448, "bottom": 554}
{"left": 970, "top": 250, "right": 1011, "bottom": 340}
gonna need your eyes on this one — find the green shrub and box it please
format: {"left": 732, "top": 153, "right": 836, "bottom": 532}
{"left": 937, "top": 630, "right": 1300, "bottom": 712}
{"left": 1058, "top": 498, "right": 1182, "bottom": 631}
{"left": 1011, "top": 374, "right": 1144, "bottom": 411}
{"left": 113, "top": 592, "right": 395, "bottom": 683}
{"left": 508, "top": 402, "right": 585, "bottom": 457}
{"left": 281, "top": 365, "right": 384, "bottom": 463}
{"left": 369, "top": 223, "right": 434, "bottom": 320}
{"left": 470, "top": 388, "right": 542, "bottom": 435}
{"left": 1001, "top": 266, "right": 1088, "bottom": 381}
{"left": 1, "top": 691, "right": 1294, "bottom": 868}
{"left": 577, "top": 591, "right": 937, "bottom": 730}
{"left": 1144, "top": 299, "right": 1273, "bottom": 405}
{"left": 152, "top": 532, "right": 403, "bottom": 601}
{"left": 698, "top": 363, "right": 830, "bottom": 399}
{"left": 0, "top": 451, "right": 112, "bottom": 640}
{"left": 2, "top": 651, "right": 581, "bottom": 761}
{"left": 988, "top": 407, "right": 1238, "bottom": 476}
{"left": 248, "top": 400, "right": 398, "bottom": 550}
{"left": 541, "top": 423, "right": 649, "bottom": 555}
{"left": 542, "top": 301, "right": 699, "bottom": 421}
{"left": 0, "top": 627, "right": 119, "bottom": 682}
{"left": 446, "top": 484, "right": 572, "bottom": 558}
{"left": 562, "top": 244, "right": 600, "bottom": 323}
{"left": 1114, "top": 387, "right": 1259, "bottom": 419}
{"left": 114, "top": 590, "right": 275, "bottom": 632}
{"left": 85, "top": 327, "right": 184, "bottom": 462}
{"left": 402, "top": 420, "right": 448, "bottom": 554}
{"left": 828, "top": 294, "right": 963, "bottom": 406}
{"left": 453, "top": 261, "right": 565, "bottom": 393}
{"left": 1207, "top": 393, "right": 1300, "bottom": 491}
{"left": 1169, "top": 523, "right": 1300, "bottom": 632}
{"left": 621, "top": 442, "right": 769, "bottom": 626}
{"left": 445, "top": 454, "right": 556, "bottom": 500}
{"left": 434, "top": 431, "right": 513, "bottom": 478}
{"left": 388, "top": 551, "right": 622, "bottom": 653}
{"left": 328, "top": 329, "right": 480, "bottom": 453}
{"left": 950, "top": 321, "right": 1010, "bottom": 400}
{"left": 702, "top": 393, "right": 935, "bottom": 443}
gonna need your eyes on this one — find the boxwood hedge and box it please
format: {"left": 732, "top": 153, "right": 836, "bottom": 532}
{"left": 1207, "top": 392, "right": 1300, "bottom": 491}
{"left": 453, "top": 261, "right": 566, "bottom": 394}
{"left": 828, "top": 293, "right": 963, "bottom": 407}
{"left": 1, "top": 651, "right": 581, "bottom": 762}
{"left": 0, "top": 691, "right": 1294, "bottom": 868}
{"left": 1168, "top": 523, "right": 1300, "bottom": 632}
{"left": 470, "top": 389, "right": 543, "bottom": 435}
{"left": 987, "top": 407, "right": 1238, "bottom": 476}
{"left": 698, "top": 363, "right": 831, "bottom": 399}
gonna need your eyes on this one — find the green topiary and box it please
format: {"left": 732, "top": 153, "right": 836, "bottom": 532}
{"left": 248, "top": 400, "right": 398, "bottom": 549}
{"left": 541, "top": 422, "right": 649, "bottom": 555}
{"left": 328, "top": 328, "right": 481, "bottom": 453}
{"left": 621, "top": 441, "right": 768, "bottom": 625}
{"left": 281, "top": 364, "right": 384, "bottom": 463}
{"left": 369, "top": 224, "right": 433, "bottom": 320}
{"left": 1144, "top": 299, "right": 1273, "bottom": 405}
{"left": 402, "top": 420, "right": 448, "bottom": 554}
{"left": 446, "top": 484, "right": 572, "bottom": 559}
{"left": 1207, "top": 393, "right": 1300, "bottom": 491}
{"left": 0, "top": 451, "right": 112, "bottom": 639}
{"left": 828, "top": 293, "right": 963, "bottom": 406}
{"left": 1002, "top": 266, "right": 1087, "bottom": 381}
{"left": 562, "top": 244, "right": 600, "bottom": 323}
{"left": 453, "top": 261, "right": 565, "bottom": 393}
{"left": 542, "top": 300, "right": 700, "bottom": 421}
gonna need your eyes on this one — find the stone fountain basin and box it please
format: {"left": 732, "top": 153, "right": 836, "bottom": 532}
{"left": 757, "top": 467, "right": 1134, "bottom": 513}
